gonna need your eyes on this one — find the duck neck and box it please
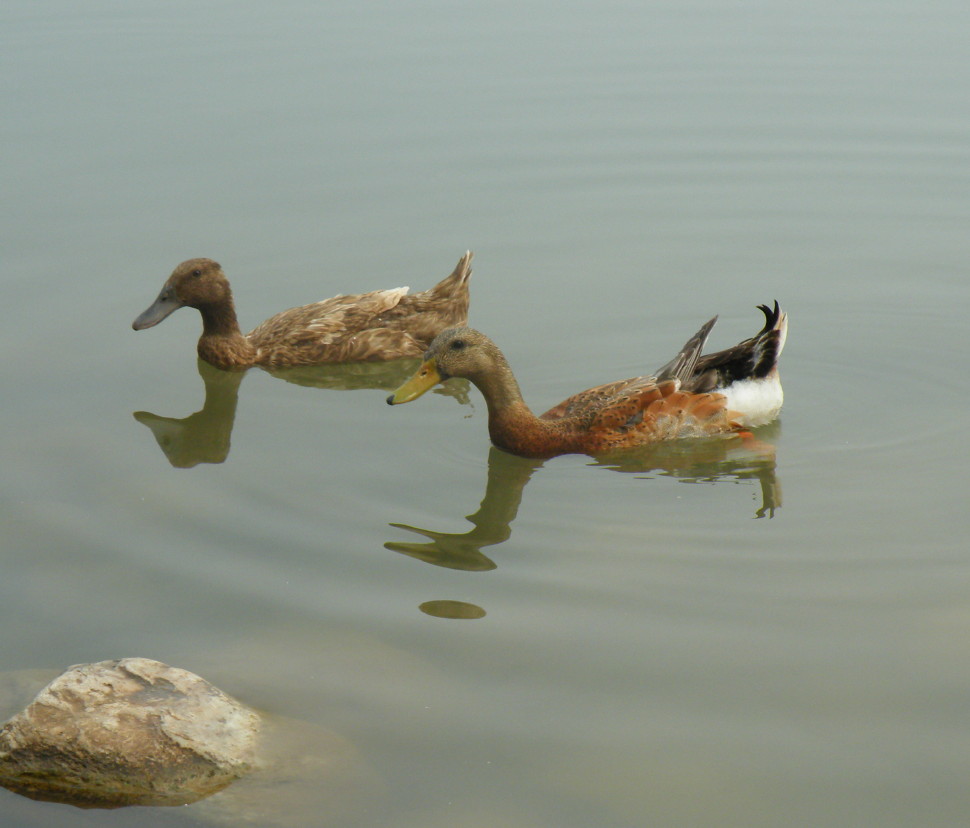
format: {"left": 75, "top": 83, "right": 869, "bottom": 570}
{"left": 472, "top": 356, "right": 529, "bottom": 414}
{"left": 472, "top": 360, "right": 565, "bottom": 458}
{"left": 196, "top": 298, "right": 256, "bottom": 369}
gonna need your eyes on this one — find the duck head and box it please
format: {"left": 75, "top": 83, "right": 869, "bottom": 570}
{"left": 387, "top": 327, "right": 504, "bottom": 404}
{"left": 132, "top": 258, "right": 232, "bottom": 330}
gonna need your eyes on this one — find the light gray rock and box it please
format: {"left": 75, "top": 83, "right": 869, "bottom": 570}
{"left": 0, "top": 658, "right": 260, "bottom": 807}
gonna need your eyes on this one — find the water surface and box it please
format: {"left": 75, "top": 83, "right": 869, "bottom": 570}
{"left": 3, "top": 1, "right": 970, "bottom": 826}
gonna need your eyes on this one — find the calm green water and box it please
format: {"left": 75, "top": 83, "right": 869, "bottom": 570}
{"left": 3, "top": 1, "right": 970, "bottom": 826}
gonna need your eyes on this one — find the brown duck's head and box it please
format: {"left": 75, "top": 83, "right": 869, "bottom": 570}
{"left": 387, "top": 327, "right": 502, "bottom": 405}
{"left": 132, "top": 258, "right": 231, "bottom": 330}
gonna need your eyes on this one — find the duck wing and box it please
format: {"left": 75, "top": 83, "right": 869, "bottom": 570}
{"left": 248, "top": 287, "right": 422, "bottom": 364}
{"left": 654, "top": 316, "right": 718, "bottom": 382}
{"left": 584, "top": 380, "right": 737, "bottom": 447}
{"left": 539, "top": 374, "right": 652, "bottom": 421}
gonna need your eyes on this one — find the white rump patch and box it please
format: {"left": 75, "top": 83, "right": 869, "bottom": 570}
{"left": 720, "top": 376, "right": 784, "bottom": 427}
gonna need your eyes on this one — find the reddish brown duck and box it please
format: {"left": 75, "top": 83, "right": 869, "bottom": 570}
{"left": 133, "top": 252, "right": 472, "bottom": 369}
{"left": 387, "top": 303, "right": 788, "bottom": 459}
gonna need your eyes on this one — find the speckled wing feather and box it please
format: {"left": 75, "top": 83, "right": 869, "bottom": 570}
{"left": 248, "top": 287, "right": 416, "bottom": 365}
{"left": 539, "top": 375, "right": 653, "bottom": 421}
{"left": 583, "top": 382, "right": 737, "bottom": 451}
{"left": 585, "top": 379, "right": 668, "bottom": 431}
{"left": 246, "top": 252, "right": 471, "bottom": 366}
{"left": 539, "top": 373, "right": 737, "bottom": 452}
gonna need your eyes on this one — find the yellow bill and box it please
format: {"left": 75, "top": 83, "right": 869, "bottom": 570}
{"left": 386, "top": 360, "right": 442, "bottom": 405}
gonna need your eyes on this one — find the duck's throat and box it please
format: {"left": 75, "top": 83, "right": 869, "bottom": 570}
{"left": 487, "top": 403, "right": 572, "bottom": 459}
{"left": 198, "top": 300, "right": 242, "bottom": 337}
{"left": 471, "top": 360, "right": 564, "bottom": 457}
{"left": 197, "top": 302, "right": 255, "bottom": 369}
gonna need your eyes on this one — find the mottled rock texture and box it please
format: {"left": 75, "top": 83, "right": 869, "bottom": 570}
{"left": 0, "top": 658, "right": 260, "bottom": 807}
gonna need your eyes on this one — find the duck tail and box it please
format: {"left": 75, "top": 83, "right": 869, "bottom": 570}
{"left": 683, "top": 301, "right": 788, "bottom": 392}
{"left": 749, "top": 300, "right": 788, "bottom": 376}
{"left": 712, "top": 301, "right": 787, "bottom": 426}
{"left": 428, "top": 250, "right": 473, "bottom": 297}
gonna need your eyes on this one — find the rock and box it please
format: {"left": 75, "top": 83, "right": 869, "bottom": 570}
{"left": 0, "top": 658, "right": 260, "bottom": 807}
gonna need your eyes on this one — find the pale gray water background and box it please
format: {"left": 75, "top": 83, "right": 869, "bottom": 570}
{"left": 3, "top": 0, "right": 970, "bottom": 825}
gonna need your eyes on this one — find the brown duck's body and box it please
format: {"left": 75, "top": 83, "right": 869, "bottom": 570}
{"left": 133, "top": 253, "right": 473, "bottom": 370}
{"left": 387, "top": 303, "right": 788, "bottom": 459}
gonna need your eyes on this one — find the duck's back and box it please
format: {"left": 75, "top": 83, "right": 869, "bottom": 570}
{"left": 247, "top": 252, "right": 472, "bottom": 366}
{"left": 248, "top": 287, "right": 425, "bottom": 365}
{"left": 377, "top": 281, "right": 469, "bottom": 346}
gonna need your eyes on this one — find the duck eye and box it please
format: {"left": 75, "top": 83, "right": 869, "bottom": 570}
{"left": 449, "top": 339, "right": 465, "bottom": 351}
{"left": 192, "top": 269, "right": 202, "bottom": 278}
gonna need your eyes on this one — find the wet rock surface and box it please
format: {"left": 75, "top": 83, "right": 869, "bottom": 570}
{"left": 0, "top": 658, "right": 260, "bottom": 807}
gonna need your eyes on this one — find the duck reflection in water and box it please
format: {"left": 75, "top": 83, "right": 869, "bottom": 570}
{"left": 134, "top": 359, "right": 469, "bottom": 468}
{"left": 386, "top": 435, "right": 781, "bottom": 572}
{"left": 387, "top": 447, "right": 544, "bottom": 571}
{"left": 592, "top": 420, "right": 782, "bottom": 520}
{"left": 134, "top": 360, "right": 243, "bottom": 468}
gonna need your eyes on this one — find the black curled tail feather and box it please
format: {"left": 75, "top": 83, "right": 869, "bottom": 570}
{"left": 755, "top": 300, "right": 782, "bottom": 337}
{"left": 682, "top": 301, "right": 786, "bottom": 392}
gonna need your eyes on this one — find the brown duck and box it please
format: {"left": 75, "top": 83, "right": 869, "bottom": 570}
{"left": 387, "top": 302, "right": 788, "bottom": 458}
{"left": 132, "top": 252, "right": 472, "bottom": 369}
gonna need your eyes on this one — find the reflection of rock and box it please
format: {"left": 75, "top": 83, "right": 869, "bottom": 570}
{"left": 0, "top": 658, "right": 259, "bottom": 808}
